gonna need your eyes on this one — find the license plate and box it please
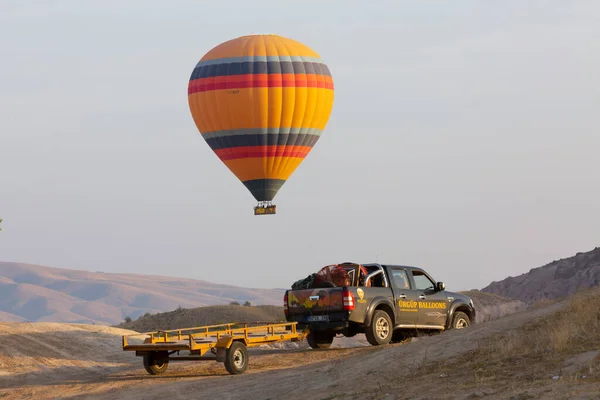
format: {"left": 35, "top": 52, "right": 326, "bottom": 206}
{"left": 307, "top": 315, "right": 329, "bottom": 322}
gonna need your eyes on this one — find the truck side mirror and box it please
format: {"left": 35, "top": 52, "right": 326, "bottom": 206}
{"left": 436, "top": 281, "right": 445, "bottom": 291}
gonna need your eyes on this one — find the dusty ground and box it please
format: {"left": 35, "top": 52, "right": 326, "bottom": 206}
{"left": 0, "top": 300, "right": 598, "bottom": 400}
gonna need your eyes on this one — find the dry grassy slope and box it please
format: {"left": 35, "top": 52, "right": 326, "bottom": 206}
{"left": 0, "top": 322, "right": 139, "bottom": 376}
{"left": 481, "top": 246, "right": 600, "bottom": 303}
{"left": 117, "top": 304, "right": 286, "bottom": 332}
{"left": 0, "top": 262, "right": 285, "bottom": 325}
{"left": 1, "top": 288, "right": 599, "bottom": 400}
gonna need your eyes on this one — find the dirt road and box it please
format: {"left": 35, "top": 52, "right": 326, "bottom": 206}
{"left": 1, "top": 300, "right": 598, "bottom": 399}
{"left": 0, "top": 322, "right": 374, "bottom": 399}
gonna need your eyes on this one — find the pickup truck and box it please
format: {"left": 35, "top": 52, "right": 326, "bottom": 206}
{"left": 284, "top": 262, "right": 475, "bottom": 348}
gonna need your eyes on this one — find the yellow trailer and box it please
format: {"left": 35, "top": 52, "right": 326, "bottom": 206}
{"left": 121, "top": 321, "right": 308, "bottom": 375}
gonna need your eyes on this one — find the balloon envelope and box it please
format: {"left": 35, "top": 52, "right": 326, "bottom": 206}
{"left": 187, "top": 34, "right": 334, "bottom": 204}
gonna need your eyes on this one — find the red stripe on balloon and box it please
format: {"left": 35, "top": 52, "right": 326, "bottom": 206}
{"left": 188, "top": 74, "right": 334, "bottom": 94}
{"left": 215, "top": 145, "right": 313, "bottom": 161}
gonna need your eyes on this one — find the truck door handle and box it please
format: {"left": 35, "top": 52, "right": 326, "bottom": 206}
{"left": 398, "top": 294, "right": 406, "bottom": 299}
{"left": 418, "top": 295, "right": 426, "bottom": 299}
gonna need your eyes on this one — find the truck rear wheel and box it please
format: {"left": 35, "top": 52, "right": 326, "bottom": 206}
{"left": 224, "top": 341, "right": 249, "bottom": 375}
{"left": 143, "top": 353, "right": 169, "bottom": 375}
{"left": 306, "top": 332, "right": 334, "bottom": 349}
{"left": 365, "top": 310, "right": 392, "bottom": 346}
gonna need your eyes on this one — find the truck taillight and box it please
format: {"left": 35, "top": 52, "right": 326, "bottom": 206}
{"left": 343, "top": 288, "right": 354, "bottom": 311}
{"left": 283, "top": 292, "right": 288, "bottom": 316}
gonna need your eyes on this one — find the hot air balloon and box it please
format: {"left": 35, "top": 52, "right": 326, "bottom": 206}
{"left": 187, "top": 34, "right": 335, "bottom": 215}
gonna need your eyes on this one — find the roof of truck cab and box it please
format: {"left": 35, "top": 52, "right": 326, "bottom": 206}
{"left": 385, "top": 265, "right": 425, "bottom": 272}
{"left": 363, "top": 263, "right": 427, "bottom": 273}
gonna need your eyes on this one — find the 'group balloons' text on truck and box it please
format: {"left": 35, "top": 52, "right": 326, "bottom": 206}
{"left": 284, "top": 263, "right": 476, "bottom": 348}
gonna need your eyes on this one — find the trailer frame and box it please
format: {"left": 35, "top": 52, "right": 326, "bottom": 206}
{"left": 122, "top": 321, "right": 309, "bottom": 375}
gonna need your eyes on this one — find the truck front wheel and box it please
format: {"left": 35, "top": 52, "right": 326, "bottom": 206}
{"left": 451, "top": 311, "right": 471, "bottom": 329}
{"left": 365, "top": 310, "right": 393, "bottom": 346}
{"left": 306, "top": 332, "right": 334, "bottom": 349}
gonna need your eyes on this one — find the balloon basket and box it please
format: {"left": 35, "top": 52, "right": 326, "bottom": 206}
{"left": 254, "top": 202, "right": 276, "bottom": 215}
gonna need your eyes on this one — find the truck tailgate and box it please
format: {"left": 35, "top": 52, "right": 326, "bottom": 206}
{"left": 286, "top": 288, "right": 344, "bottom": 322}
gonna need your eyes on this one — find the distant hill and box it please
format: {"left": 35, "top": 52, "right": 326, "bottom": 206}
{"left": 481, "top": 246, "right": 600, "bottom": 303}
{"left": 5, "top": 247, "right": 599, "bottom": 327}
{"left": 118, "top": 304, "right": 285, "bottom": 332}
{"left": 0, "top": 311, "right": 26, "bottom": 323}
{"left": 0, "top": 262, "right": 285, "bottom": 325}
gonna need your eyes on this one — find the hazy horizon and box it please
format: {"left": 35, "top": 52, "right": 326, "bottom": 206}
{"left": 1, "top": 1, "right": 599, "bottom": 291}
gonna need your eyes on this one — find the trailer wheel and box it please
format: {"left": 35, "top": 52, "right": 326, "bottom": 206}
{"left": 224, "top": 341, "right": 248, "bottom": 375}
{"left": 143, "top": 354, "right": 169, "bottom": 375}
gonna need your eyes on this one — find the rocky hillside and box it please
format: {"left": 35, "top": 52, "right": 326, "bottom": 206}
{"left": 459, "top": 290, "right": 527, "bottom": 324}
{"left": 481, "top": 247, "right": 600, "bottom": 303}
{"left": 0, "top": 262, "right": 284, "bottom": 325}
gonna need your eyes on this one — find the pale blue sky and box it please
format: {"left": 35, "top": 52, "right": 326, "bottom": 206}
{"left": 1, "top": 0, "right": 599, "bottom": 292}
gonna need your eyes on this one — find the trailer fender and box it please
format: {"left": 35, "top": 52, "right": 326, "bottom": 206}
{"left": 216, "top": 336, "right": 235, "bottom": 349}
